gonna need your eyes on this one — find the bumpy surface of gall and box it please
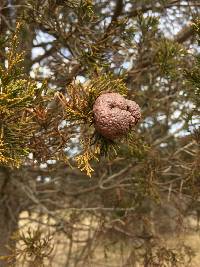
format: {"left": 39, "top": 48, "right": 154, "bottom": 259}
{"left": 93, "top": 93, "right": 141, "bottom": 140}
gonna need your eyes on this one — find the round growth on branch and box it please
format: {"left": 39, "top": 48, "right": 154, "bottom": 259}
{"left": 93, "top": 93, "right": 141, "bottom": 140}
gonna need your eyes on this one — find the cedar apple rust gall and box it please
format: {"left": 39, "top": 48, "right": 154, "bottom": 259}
{"left": 93, "top": 93, "right": 141, "bottom": 140}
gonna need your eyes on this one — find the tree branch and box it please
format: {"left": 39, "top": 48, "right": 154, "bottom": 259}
{"left": 175, "top": 23, "right": 195, "bottom": 43}
{"left": 128, "top": 0, "right": 181, "bottom": 17}
{"left": 32, "top": 45, "right": 57, "bottom": 65}
{"left": 107, "top": 0, "right": 124, "bottom": 31}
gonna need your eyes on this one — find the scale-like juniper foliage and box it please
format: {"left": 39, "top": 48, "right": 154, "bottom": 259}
{"left": 0, "top": 24, "right": 40, "bottom": 167}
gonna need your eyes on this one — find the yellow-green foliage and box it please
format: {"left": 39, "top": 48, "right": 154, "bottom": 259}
{"left": 0, "top": 24, "right": 38, "bottom": 167}
{"left": 75, "top": 138, "right": 101, "bottom": 177}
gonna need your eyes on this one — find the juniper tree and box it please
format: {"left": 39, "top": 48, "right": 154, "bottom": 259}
{"left": 0, "top": 1, "right": 200, "bottom": 266}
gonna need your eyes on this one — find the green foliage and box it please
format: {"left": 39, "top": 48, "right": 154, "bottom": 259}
{"left": 135, "top": 14, "right": 187, "bottom": 79}
{"left": 136, "top": 14, "right": 159, "bottom": 37}
{"left": 0, "top": 24, "right": 40, "bottom": 167}
{"left": 184, "top": 55, "right": 200, "bottom": 108}
{"left": 66, "top": 0, "right": 94, "bottom": 22}
{"left": 156, "top": 39, "right": 187, "bottom": 77}
{"left": 79, "top": 19, "right": 136, "bottom": 70}
{"left": 180, "top": 20, "right": 200, "bottom": 108}
{"left": 125, "top": 131, "right": 150, "bottom": 160}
